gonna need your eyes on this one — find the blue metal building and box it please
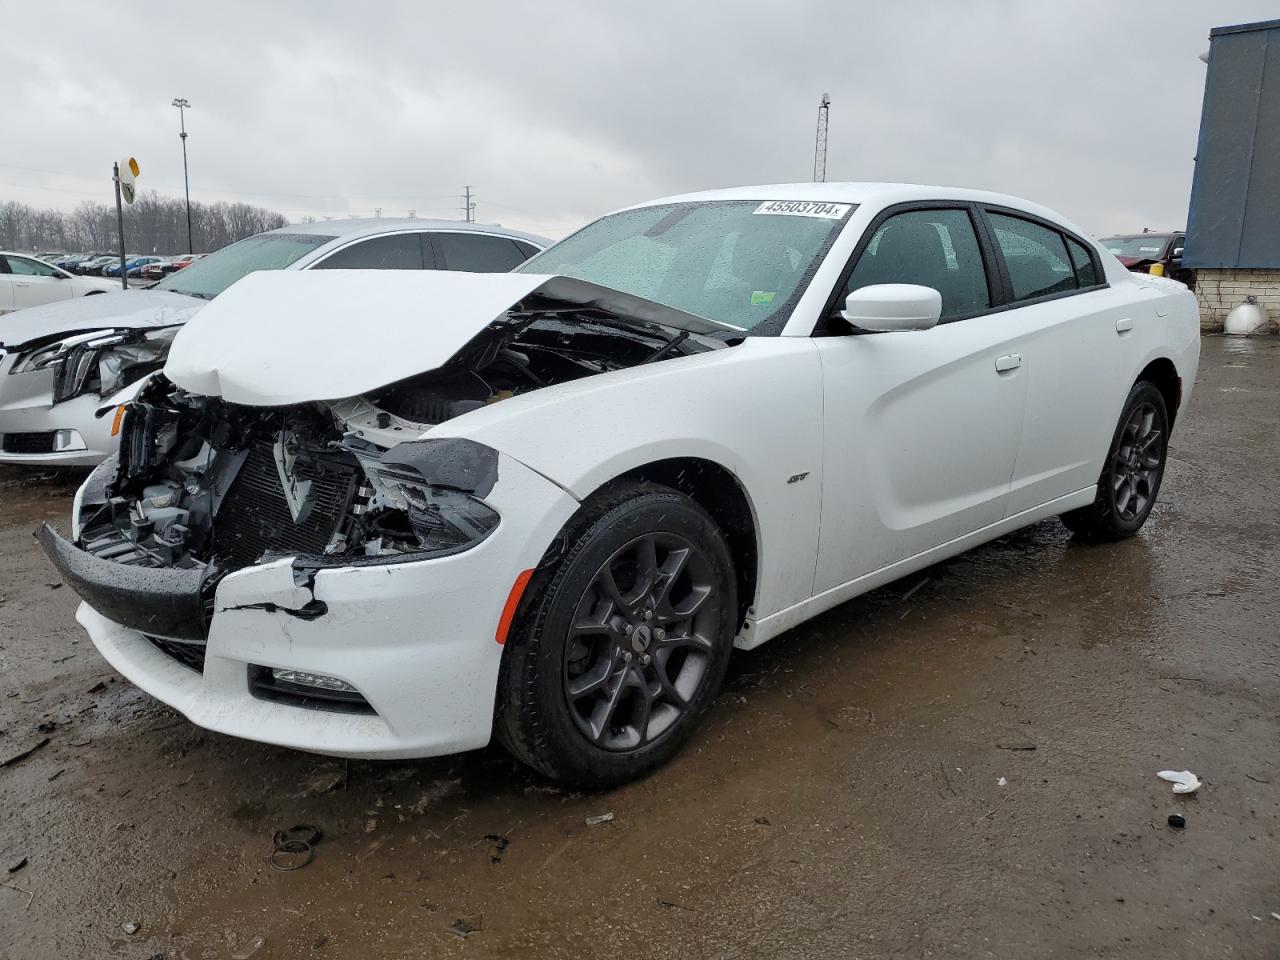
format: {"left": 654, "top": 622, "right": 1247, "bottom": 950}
{"left": 1185, "top": 18, "right": 1280, "bottom": 270}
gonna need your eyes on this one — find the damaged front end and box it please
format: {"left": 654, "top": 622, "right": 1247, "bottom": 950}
{"left": 39, "top": 300, "right": 717, "bottom": 653}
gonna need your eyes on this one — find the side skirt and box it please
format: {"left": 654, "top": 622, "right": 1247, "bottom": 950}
{"left": 736, "top": 486, "right": 1096, "bottom": 650}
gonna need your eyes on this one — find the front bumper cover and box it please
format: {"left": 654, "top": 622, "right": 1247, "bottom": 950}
{"left": 43, "top": 450, "right": 582, "bottom": 759}
{"left": 37, "top": 522, "right": 211, "bottom": 641}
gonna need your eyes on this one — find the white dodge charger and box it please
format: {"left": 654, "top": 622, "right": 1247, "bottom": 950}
{"left": 40, "top": 183, "right": 1200, "bottom": 788}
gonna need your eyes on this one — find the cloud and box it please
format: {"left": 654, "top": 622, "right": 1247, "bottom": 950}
{"left": 1, "top": 0, "right": 1274, "bottom": 240}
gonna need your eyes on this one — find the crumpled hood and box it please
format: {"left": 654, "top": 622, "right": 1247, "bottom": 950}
{"left": 0, "top": 288, "right": 203, "bottom": 350}
{"left": 164, "top": 269, "right": 736, "bottom": 407}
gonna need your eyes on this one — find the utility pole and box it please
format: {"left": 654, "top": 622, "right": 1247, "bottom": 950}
{"left": 172, "top": 98, "right": 193, "bottom": 253}
{"left": 814, "top": 93, "right": 831, "bottom": 182}
{"left": 113, "top": 162, "right": 128, "bottom": 289}
{"left": 462, "top": 186, "right": 475, "bottom": 222}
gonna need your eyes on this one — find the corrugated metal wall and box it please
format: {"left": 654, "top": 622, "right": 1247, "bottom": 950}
{"left": 1184, "top": 20, "right": 1280, "bottom": 270}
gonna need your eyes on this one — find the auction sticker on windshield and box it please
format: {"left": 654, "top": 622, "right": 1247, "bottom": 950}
{"left": 754, "top": 200, "right": 852, "bottom": 219}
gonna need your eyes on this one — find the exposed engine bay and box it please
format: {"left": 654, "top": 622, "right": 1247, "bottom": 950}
{"left": 73, "top": 306, "right": 722, "bottom": 594}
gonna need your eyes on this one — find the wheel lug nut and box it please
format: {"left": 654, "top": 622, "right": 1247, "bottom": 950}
{"left": 623, "top": 651, "right": 633, "bottom": 663}
{"left": 654, "top": 629, "right": 666, "bottom": 641}
{"left": 641, "top": 654, "right": 651, "bottom": 666}
{"left": 642, "top": 610, "right": 652, "bottom": 621}
{"left": 624, "top": 624, "right": 633, "bottom": 636}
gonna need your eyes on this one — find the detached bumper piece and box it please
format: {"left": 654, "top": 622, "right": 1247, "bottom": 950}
{"left": 36, "top": 522, "right": 211, "bottom": 643}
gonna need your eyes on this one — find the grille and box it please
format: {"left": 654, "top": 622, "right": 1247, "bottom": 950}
{"left": 144, "top": 635, "right": 207, "bottom": 673}
{"left": 213, "top": 439, "right": 360, "bottom": 569}
{"left": 2, "top": 432, "right": 56, "bottom": 454}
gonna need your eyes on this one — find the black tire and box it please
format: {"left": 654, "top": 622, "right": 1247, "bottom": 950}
{"left": 495, "top": 481, "right": 737, "bottom": 789}
{"left": 1060, "top": 380, "right": 1169, "bottom": 542}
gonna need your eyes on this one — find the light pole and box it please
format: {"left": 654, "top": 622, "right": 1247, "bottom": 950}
{"left": 172, "top": 98, "right": 193, "bottom": 253}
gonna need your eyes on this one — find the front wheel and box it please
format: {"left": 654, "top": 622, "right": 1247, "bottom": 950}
{"left": 1060, "top": 381, "right": 1169, "bottom": 541}
{"left": 495, "top": 482, "right": 737, "bottom": 789}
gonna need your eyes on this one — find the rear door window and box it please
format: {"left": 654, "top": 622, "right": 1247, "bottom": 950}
{"left": 988, "top": 214, "right": 1077, "bottom": 301}
{"left": 1065, "top": 236, "right": 1100, "bottom": 288}
{"left": 434, "top": 232, "right": 528, "bottom": 272}
{"left": 844, "top": 208, "right": 990, "bottom": 320}
{"left": 313, "top": 233, "right": 426, "bottom": 270}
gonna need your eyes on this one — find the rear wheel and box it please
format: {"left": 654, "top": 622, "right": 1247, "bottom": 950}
{"left": 1060, "top": 381, "right": 1168, "bottom": 541}
{"left": 495, "top": 482, "right": 737, "bottom": 789}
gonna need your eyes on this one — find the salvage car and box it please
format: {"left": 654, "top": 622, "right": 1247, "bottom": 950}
{"left": 1101, "top": 232, "right": 1195, "bottom": 288}
{"left": 0, "top": 220, "right": 545, "bottom": 465}
{"left": 40, "top": 183, "right": 1200, "bottom": 788}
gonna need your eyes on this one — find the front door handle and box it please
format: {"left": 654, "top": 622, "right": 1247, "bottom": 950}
{"left": 1115, "top": 317, "right": 1134, "bottom": 334}
{"left": 995, "top": 354, "right": 1022, "bottom": 373}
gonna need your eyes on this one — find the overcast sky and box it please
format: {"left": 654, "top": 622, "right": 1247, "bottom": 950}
{"left": 3, "top": 1, "right": 1275, "bottom": 241}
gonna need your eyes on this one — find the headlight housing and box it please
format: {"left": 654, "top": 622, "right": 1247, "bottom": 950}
{"left": 363, "top": 439, "right": 502, "bottom": 554}
{"left": 10, "top": 328, "right": 177, "bottom": 404}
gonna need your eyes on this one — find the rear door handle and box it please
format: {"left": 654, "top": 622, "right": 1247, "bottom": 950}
{"left": 995, "top": 354, "right": 1022, "bottom": 373}
{"left": 1115, "top": 317, "right": 1134, "bottom": 334}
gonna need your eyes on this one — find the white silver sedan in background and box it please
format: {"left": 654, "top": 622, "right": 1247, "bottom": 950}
{"left": 0, "top": 220, "right": 545, "bottom": 466}
{"left": 42, "top": 182, "right": 1199, "bottom": 789}
{"left": 0, "top": 251, "right": 118, "bottom": 313}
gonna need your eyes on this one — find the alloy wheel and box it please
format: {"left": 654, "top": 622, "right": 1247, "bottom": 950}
{"left": 1111, "top": 401, "right": 1163, "bottom": 521}
{"left": 562, "top": 532, "right": 720, "bottom": 752}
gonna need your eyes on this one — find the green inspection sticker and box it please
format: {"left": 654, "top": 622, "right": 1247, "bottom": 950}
{"left": 751, "top": 290, "right": 776, "bottom": 305}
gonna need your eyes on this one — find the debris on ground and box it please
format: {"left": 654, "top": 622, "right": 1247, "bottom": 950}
{"left": 754, "top": 816, "right": 772, "bottom": 826}
{"left": 269, "top": 824, "right": 321, "bottom": 872}
{"left": 45, "top": 582, "right": 62, "bottom": 590}
{"left": 121, "top": 922, "right": 140, "bottom": 935}
{"left": 85, "top": 681, "right": 106, "bottom": 695}
{"left": 484, "top": 834, "right": 509, "bottom": 864}
{"left": 585, "top": 812, "right": 614, "bottom": 826}
{"left": 448, "top": 917, "right": 481, "bottom": 939}
{"left": 1168, "top": 814, "right": 1187, "bottom": 829}
{"left": 230, "top": 934, "right": 266, "bottom": 959}
{"left": 7, "top": 856, "right": 27, "bottom": 873}
{"left": 997, "top": 777, "right": 1008, "bottom": 787}
{"left": 996, "top": 743, "right": 1037, "bottom": 751}
{"left": 36, "top": 720, "right": 56, "bottom": 733}
{"left": 1157, "top": 770, "right": 1202, "bottom": 795}
{"left": 1, "top": 737, "right": 50, "bottom": 768}
{"left": 294, "top": 762, "right": 347, "bottom": 798}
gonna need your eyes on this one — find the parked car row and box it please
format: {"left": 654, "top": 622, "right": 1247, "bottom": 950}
{"left": 34, "top": 252, "right": 207, "bottom": 278}
{"left": 21, "top": 182, "right": 1200, "bottom": 787}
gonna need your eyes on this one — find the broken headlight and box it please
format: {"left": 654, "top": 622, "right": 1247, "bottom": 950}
{"left": 10, "top": 328, "right": 177, "bottom": 404}
{"left": 364, "top": 438, "right": 502, "bottom": 554}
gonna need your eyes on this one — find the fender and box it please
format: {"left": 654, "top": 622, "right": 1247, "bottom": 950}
{"left": 428, "top": 336, "right": 826, "bottom": 621}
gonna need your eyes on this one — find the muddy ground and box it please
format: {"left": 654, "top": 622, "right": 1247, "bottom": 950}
{"left": 0, "top": 335, "right": 1277, "bottom": 959}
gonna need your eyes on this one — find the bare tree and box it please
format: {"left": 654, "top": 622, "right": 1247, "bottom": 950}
{"left": 0, "top": 192, "right": 287, "bottom": 254}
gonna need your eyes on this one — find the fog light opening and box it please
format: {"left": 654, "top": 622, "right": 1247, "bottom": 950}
{"left": 53, "top": 429, "right": 86, "bottom": 452}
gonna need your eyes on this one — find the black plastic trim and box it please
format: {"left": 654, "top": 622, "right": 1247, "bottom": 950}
{"left": 36, "top": 522, "right": 211, "bottom": 642}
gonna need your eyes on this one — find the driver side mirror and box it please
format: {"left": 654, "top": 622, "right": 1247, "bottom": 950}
{"left": 840, "top": 284, "right": 942, "bottom": 333}
{"left": 1171, "top": 246, "right": 1184, "bottom": 260}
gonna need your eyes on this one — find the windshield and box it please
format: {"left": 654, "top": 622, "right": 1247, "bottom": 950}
{"left": 154, "top": 232, "right": 334, "bottom": 299}
{"left": 1102, "top": 235, "right": 1170, "bottom": 259}
{"left": 516, "top": 200, "right": 852, "bottom": 331}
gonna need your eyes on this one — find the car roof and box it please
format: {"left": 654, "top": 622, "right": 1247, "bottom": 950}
{"left": 261, "top": 217, "right": 548, "bottom": 247}
{"left": 623, "top": 181, "right": 1091, "bottom": 236}
{"left": 1100, "top": 232, "right": 1180, "bottom": 240}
